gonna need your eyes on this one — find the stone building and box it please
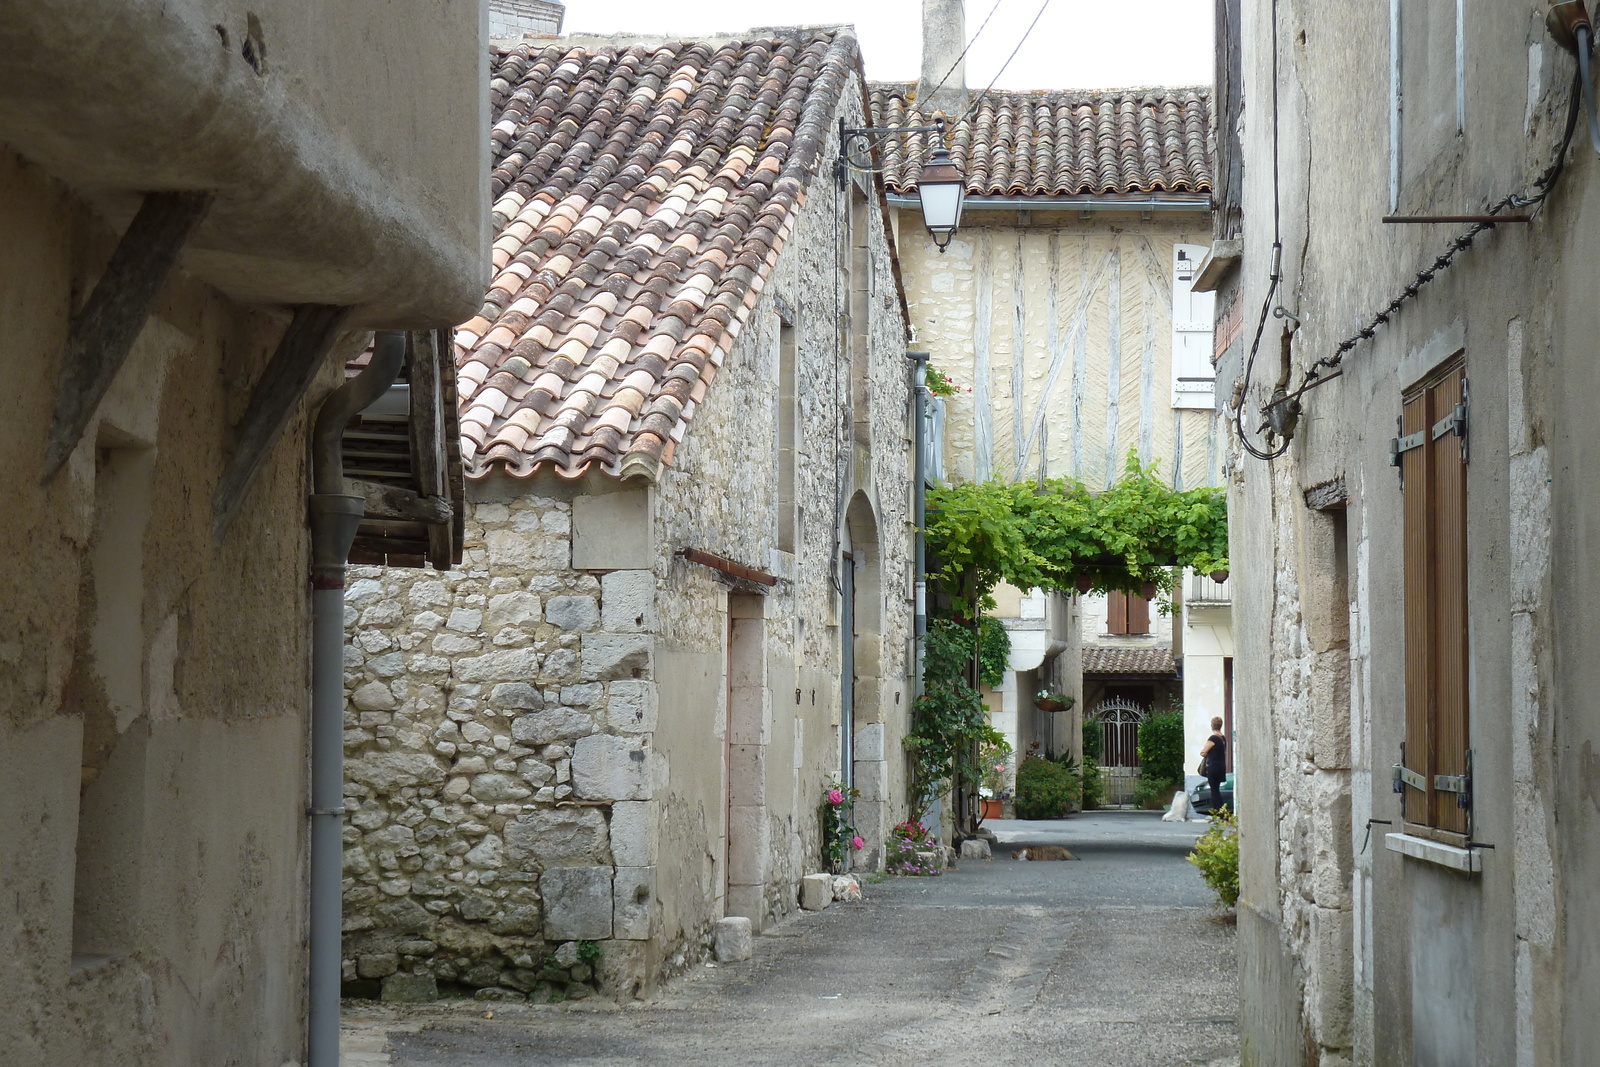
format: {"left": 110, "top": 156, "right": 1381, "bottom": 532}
{"left": 487, "top": 0, "right": 563, "bottom": 41}
{"left": 341, "top": 29, "right": 915, "bottom": 1002}
{"left": 1221, "top": 1, "right": 1600, "bottom": 1063}
{"left": 869, "top": 1, "right": 1229, "bottom": 790}
{"left": 0, "top": 2, "right": 485, "bottom": 1065}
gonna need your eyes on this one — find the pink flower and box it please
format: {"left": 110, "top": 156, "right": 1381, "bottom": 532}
{"left": 851, "top": 836, "right": 865, "bottom": 850}
{"left": 827, "top": 789, "right": 844, "bottom": 806}
{"left": 993, "top": 763, "right": 1005, "bottom": 773}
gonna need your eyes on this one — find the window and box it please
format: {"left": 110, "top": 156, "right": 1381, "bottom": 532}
{"left": 1397, "top": 357, "right": 1469, "bottom": 837}
{"left": 1106, "top": 591, "right": 1150, "bottom": 635}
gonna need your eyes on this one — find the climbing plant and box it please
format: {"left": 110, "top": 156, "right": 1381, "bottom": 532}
{"left": 904, "top": 621, "right": 1008, "bottom": 824}
{"left": 923, "top": 453, "right": 1229, "bottom": 615}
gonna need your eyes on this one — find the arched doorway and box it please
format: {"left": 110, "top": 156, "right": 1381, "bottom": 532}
{"left": 841, "top": 492, "right": 883, "bottom": 866}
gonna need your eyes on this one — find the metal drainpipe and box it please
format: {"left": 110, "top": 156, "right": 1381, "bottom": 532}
{"left": 906, "top": 351, "right": 929, "bottom": 699}
{"left": 307, "top": 330, "right": 406, "bottom": 1067}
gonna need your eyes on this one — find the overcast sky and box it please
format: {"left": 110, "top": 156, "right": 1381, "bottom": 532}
{"left": 560, "top": 0, "right": 1214, "bottom": 91}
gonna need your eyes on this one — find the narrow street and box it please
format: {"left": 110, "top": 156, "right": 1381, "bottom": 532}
{"left": 342, "top": 814, "right": 1238, "bottom": 1067}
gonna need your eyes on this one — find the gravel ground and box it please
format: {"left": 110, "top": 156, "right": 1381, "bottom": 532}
{"left": 342, "top": 812, "right": 1238, "bottom": 1067}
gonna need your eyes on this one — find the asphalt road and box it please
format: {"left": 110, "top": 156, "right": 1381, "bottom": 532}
{"left": 342, "top": 812, "right": 1238, "bottom": 1067}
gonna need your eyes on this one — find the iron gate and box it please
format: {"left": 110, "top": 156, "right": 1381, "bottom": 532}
{"left": 1093, "top": 696, "right": 1146, "bottom": 808}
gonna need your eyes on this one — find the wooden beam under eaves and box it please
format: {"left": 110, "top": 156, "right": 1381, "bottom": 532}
{"left": 212, "top": 303, "right": 352, "bottom": 541}
{"left": 42, "top": 191, "right": 213, "bottom": 479}
{"left": 407, "top": 329, "right": 458, "bottom": 569}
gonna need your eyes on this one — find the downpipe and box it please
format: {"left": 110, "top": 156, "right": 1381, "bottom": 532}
{"left": 307, "top": 331, "right": 406, "bottom": 1067}
{"left": 906, "top": 351, "right": 929, "bottom": 698}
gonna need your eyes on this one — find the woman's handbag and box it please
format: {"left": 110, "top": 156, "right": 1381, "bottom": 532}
{"left": 1196, "top": 758, "right": 1208, "bottom": 776}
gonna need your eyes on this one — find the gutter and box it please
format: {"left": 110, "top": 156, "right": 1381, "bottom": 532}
{"left": 886, "top": 193, "right": 1209, "bottom": 213}
{"left": 306, "top": 331, "right": 406, "bottom": 1067}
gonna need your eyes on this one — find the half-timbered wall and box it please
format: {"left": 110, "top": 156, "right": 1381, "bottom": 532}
{"left": 894, "top": 210, "right": 1218, "bottom": 491}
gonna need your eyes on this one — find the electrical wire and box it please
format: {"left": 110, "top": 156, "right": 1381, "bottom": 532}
{"left": 1233, "top": 0, "right": 1290, "bottom": 462}
{"left": 960, "top": 0, "right": 1052, "bottom": 125}
{"left": 1260, "top": 49, "right": 1588, "bottom": 423}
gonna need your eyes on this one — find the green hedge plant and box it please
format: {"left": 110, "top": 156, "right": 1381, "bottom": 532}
{"left": 1014, "top": 755, "right": 1081, "bottom": 820}
{"left": 1188, "top": 808, "right": 1239, "bottom": 906}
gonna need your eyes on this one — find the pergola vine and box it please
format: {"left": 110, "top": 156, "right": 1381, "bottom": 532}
{"left": 906, "top": 455, "right": 1230, "bottom": 830}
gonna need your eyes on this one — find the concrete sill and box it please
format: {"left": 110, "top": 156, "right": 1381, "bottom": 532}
{"left": 1385, "top": 832, "right": 1481, "bottom": 873}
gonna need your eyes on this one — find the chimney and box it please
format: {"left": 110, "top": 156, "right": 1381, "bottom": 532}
{"left": 917, "top": 0, "right": 968, "bottom": 120}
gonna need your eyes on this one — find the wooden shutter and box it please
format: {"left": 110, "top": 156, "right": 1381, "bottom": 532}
{"left": 1400, "top": 358, "right": 1469, "bottom": 837}
{"left": 1107, "top": 591, "right": 1129, "bottom": 634}
{"left": 1127, "top": 593, "right": 1151, "bottom": 635}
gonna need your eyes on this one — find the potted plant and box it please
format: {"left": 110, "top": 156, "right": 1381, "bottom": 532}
{"left": 1034, "top": 689, "right": 1075, "bottom": 713}
{"left": 977, "top": 740, "right": 1013, "bottom": 820}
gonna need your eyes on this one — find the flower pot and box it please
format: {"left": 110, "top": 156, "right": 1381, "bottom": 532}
{"left": 1074, "top": 575, "right": 1094, "bottom": 594}
{"left": 980, "top": 798, "right": 1003, "bottom": 821}
{"left": 1035, "top": 698, "right": 1066, "bottom": 712}
{"left": 1209, "top": 568, "right": 1230, "bottom": 583}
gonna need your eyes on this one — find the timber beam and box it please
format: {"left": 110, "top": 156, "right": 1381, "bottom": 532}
{"left": 212, "top": 303, "right": 352, "bottom": 541}
{"left": 349, "top": 478, "right": 453, "bottom": 525}
{"left": 42, "top": 191, "right": 213, "bottom": 479}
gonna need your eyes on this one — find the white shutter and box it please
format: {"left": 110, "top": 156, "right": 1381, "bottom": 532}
{"left": 1171, "top": 243, "right": 1217, "bottom": 409}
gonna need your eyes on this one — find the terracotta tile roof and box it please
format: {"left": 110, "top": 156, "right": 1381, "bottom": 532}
{"left": 457, "top": 30, "right": 858, "bottom": 481}
{"left": 1082, "top": 646, "right": 1178, "bottom": 675}
{"left": 867, "top": 85, "right": 1212, "bottom": 197}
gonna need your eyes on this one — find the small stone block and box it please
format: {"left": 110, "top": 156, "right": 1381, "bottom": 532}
{"left": 800, "top": 873, "right": 833, "bottom": 911}
{"left": 714, "top": 916, "right": 754, "bottom": 962}
{"left": 959, "top": 838, "right": 992, "bottom": 861}
{"left": 831, "top": 875, "right": 862, "bottom": 902}
{"left": 380, "top": 972, "right": 438, "bottom": 1003}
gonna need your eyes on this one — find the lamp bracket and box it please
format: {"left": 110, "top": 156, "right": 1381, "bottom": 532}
{"left": 837, "top": 118, "right": 945, "bottom": 187}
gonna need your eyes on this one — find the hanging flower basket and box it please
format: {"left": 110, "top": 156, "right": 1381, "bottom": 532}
{"left": 1034, "top": 690, "right": 1075, "bottom": 713}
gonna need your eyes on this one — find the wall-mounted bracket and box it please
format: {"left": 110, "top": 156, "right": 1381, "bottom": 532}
{"left": 213, "top": 303, "right": 352, "bottom": 541}
{"left": 42, "top": 191, "right": 213, "bottom": 480}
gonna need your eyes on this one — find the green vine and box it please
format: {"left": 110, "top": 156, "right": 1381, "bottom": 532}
{"left": 924, "top": 453, "right": 1229, "bottom": 615}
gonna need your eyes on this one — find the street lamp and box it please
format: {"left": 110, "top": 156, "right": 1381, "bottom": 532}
{"left": 838, "top": 116, "right": 966, "bottom": 252}
{"left": 916, "top": 144, "right": 965, "bottom": 253}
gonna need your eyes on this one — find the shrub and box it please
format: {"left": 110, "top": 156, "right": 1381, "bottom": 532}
{"left": 1014, "top": 755, "right": 1081, "bottom": 820}
{"left": 1133, "top": 773, "right": 1181, "bottom": 809}
{"left": 1188, "top": 808, "right": 1240, "bottom": 906}
{"left": 1136, "top": 708, "right": 1185, "bottom": 785}
{"left": 1081, "top": 718, "right": 1103, "bottom": 763}
{"left": 1079, "top": 754, "right": 1103, "bottom": 810}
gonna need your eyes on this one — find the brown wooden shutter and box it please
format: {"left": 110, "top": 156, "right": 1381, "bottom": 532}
{"left": 1400, "top": 358, "right": 1469, "bottom": 836}
{"left": 1107, "top": 591, "right": 1128, "bottom": 634}
{"left": 1401, "top": 386, "right": 1431, "bottom": 826}
{"left": 1127, "top": 593, "right": 1151, "bottom": 635}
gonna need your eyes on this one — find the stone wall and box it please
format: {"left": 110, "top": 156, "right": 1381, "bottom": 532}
{"left": 340, "top": 62, "right": 915, "bottom": 1003}
{"left": 341, "top": 484, "right": 662, "bottom": 1002}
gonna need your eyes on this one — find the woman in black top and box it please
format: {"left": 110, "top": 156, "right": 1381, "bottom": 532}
{"left": 1200, "top": 716, "right": 1227, "bottom": 812}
